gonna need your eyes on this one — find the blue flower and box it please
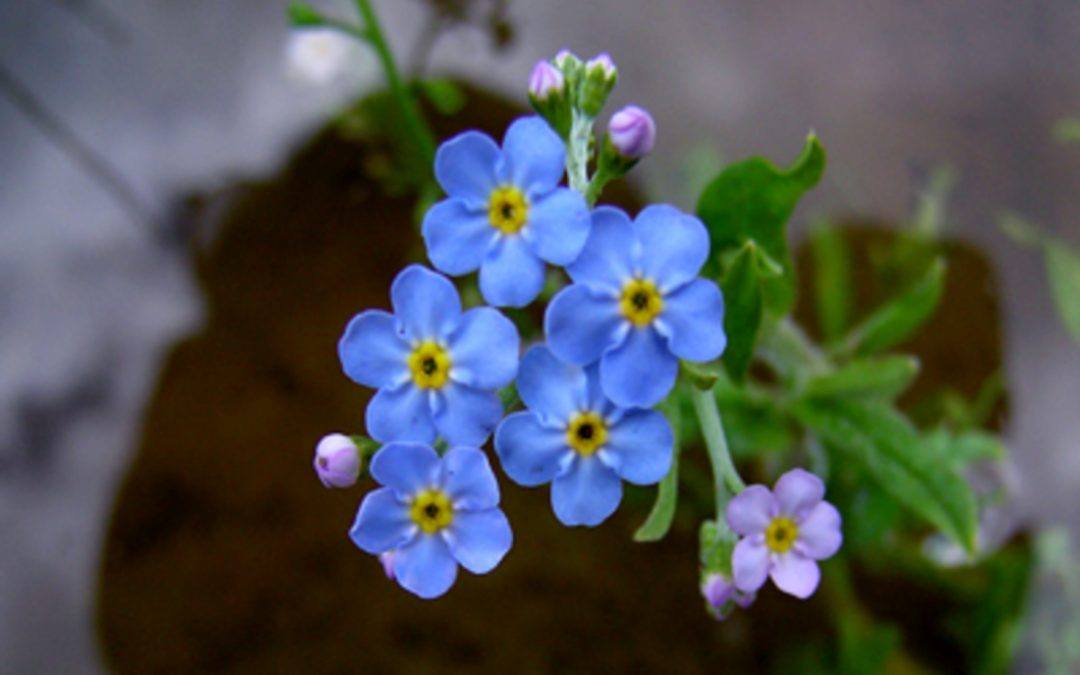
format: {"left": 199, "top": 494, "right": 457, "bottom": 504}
{"left": 544, "top": 205, "right": 726, "bottom": 408}
{"left": 350, "top": 442, "right": 513, "bottom": 599}
{"left": 422, "top": 116, "right": 591, "bottom": 308}
{"left": 494, "top": 345, "right": 674, "bottom": 526}
{"left": 338, "top": 265, "right": 519, "bottom": 446}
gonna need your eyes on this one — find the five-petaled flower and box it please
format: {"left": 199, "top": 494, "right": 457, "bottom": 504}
{"left": 726, "top": 469, "right": 842, "bottom": 599}
{"left": 422, "top": 116, "right": 590, "bottom": 308}
{"left": 545, "top": 204, "right": 727, "bottom": 408}
{"left": 338, "top": 265, "right": 519, "bottom": 446}
{"left": 494, "top": 345, "right": 673, "bottom": 526}
{"left": 350, "top": 442, "right": 513, "bottom": 599}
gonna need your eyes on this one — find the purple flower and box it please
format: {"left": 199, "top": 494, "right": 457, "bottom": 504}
{"left": 528, "top": 60, "right": 564, "bottom": 100}
{"left": 608, "top": 105, "right": 656, "bottom": 159}
{"left": 700, "top": 572, "right": 756, "bottom": 620}
{"left": 313, "top": 433, "right": 360, "bottom": 488}
{"left": 726, "top": 469, "right": 842, "bottom": 599}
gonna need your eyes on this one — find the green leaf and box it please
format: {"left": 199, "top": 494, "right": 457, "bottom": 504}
{"left": 837, "top": 613, "right": 901, "bottom": 675}
{"left": 287, "top": 1, "right": 324, "bottom": 26}
{"left": 810, "top": 222, "right": 852, "bottom": 344}
{"left": 840, "top": 257, "right": 945, "bottom": 356}
{"left": 1045, "top": 239, "right": 1080, "bottom": 344}
{"left": 417, "top": 78, "right": 466, "bottom": 116}
{"left": 719, "top": 242, "right": 765, "bottom": 380}
{"left": 794, "top": 397, "right": 979, "bottom": 554}
{"left": 802, "top": 355, "right": 919, "bottom": 401}
{"left": 696, "top": 133, "right": 825, "bottom": 315}
{"left": 635, "top": 400, "right": 683, "bottom": 542}
{"left": 924, "top": 428, "right": 1005, "bottom": 469}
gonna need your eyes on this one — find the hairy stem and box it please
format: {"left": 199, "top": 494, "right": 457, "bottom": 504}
{"left": 690, "top": 384, "right": 746, "bottom": 518}
{"left": 566, "top": 109, "right": 593, "bottom": 196}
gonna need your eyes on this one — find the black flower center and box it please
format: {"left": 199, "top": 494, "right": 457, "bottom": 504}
{"left": 576, "top": 423, "right": 595, "bottom": 440}
{"left": 421, "top": 357, "right": 437, "bottom": 375}
{"left": 424, "top": 503, "right": 441, "bottom": 519}
{"left": 631, "top": 291, "right": 650, "bottom": 310}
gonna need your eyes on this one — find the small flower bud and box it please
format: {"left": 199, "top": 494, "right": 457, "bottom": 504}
{"left": 585, "top": 52, "right": 617, "bottom": 81}
{"left": 528, "top": 60, "right": 565, "bottom": 101}
{"left": 608, "top": 105, "right": 656, "bottom": 159}
{"left": 578, "top": 52, "right": 618, "bottom": 117}
{"left": 553, "top": 49, "right": 580, "bottom": 70}
{"left": 701, "top": 572, "right": 755, "bottom": 620}
{"left": 313, "top": 433, "right": 361, "bottom": 488}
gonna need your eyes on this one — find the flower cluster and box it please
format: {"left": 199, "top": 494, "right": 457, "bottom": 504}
{"left": 315, "top": 50, "right": 842, "bottom": 607}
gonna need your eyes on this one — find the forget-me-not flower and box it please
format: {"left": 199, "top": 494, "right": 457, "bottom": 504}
{"left": 494, "top": 345, "right": 673, "bottom": 526}
{"left": 338, "top": 265, "right": 519, "bottom": 446}
{"left": 422, "top": 116, "right": 590, "bottom": 308}
{"left": 727, "top": 468, "right": 842, "bottom": 599}
{"left": 545, "top": 205, "right": 727, "bottom": 408}
{"left": 350, "top": 442, "right": 513, "bottom": 599}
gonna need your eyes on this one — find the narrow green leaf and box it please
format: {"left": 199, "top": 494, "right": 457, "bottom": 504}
{"left": 794, "top": 398, "right": 979, "bottom": 554}
{"left": 719, "top": 242, "right": 764, "bottom": 380}
{"left": 841, "top": 258, "right": 945, "bottom": 356}
{"left": 924, "top": 428, "right": 1005, "bottom": 469}
{"left": 803, "top": 355, "right": 919, "bottom": 401}
{"left": 635, "top": 399, "right": 683, "bottom": 542}
{"left": 1045, "top": 240, "right": 1080, "bottom": 344}
{"left": 287, "top": 1, "right": 324, "bottom": 25}
{"left": 810, "top": 221, "right": 853, "bottom": 344}
{"left": 696, "top": 133, "right": 826, "bottom": 315}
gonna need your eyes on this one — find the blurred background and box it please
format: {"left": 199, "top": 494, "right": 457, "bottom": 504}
{"left": 0, "top": 0, "right": 1077, "bottom": 672}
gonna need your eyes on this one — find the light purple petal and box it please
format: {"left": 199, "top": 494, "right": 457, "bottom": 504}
{"left": 796, "top": 501, "right": 843, "bottom": 560}
{"left": 732, "top": 537, "right": 770, "bottom": 593}
{"left": 443, "top": 509, "right": 513, "bottom": 574}
{"left": 391, "top": 534, "right": 459, "bottom": 599}
{"left": 769, "top": 553, "right": 821, "bottom": 599}
{"left": 726, "top": 484, "right": 775, "bottom": 536}
{"left": 774, "top": 468, "right": 825, "bottom": 518}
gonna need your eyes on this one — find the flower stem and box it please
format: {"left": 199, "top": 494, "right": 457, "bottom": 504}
{"left": 689, "top": 383, "right": 746, "bottom": 518}
{"left": 566, "top": 109, "right": 594, "bottom": 198}
{"left": 353, "top": 0, "right": 436, "bottom": 168}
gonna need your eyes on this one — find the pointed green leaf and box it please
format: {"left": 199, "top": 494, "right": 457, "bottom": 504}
{"left": 719, "top": 242, "right": 764, "bottom": 380}
{"left": 840, "top": 258, "right": 945, "bottom": 356}
{"left": 1045, "top": 240, "right": 1080, "bottom": 344}
{"left": 803, "top": 355, "right": 919, "bottom": 401}
{"left": 287, "top": 2, "right": 324, "bottom": 25}
{"left": 794, "top": 397, "right": 978, "bottom": 554}
{"left": 810, "top": 221, "right": 853, "bottom": 344}
{"left": 697, "top": 133, "right": 826, "bottom": 315}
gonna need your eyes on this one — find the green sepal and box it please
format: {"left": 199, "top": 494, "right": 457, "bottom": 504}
{"left": 697, "top": 133, "right": 826, "bottom": 316}
{"left": 699, "top": 520, "right": 737, "bottom": 576}
{"left": 578, "top": 63, "right": 616, "bottom": 117}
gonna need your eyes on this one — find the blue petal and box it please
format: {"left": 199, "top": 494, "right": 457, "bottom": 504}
{"left": 432, "top": 383, "right": 502, "bottom": 446}
{"left": 390, "top": 265, "right": 462, "bottom": 341}
{"left": 551, "top": 455, "right": 623, "bottom": 526}
{"left": 422, "top": 198, "right": 496, "bottom": 275}
{"left": 349, "top": 486, "right": 415, "bottom": 554}
{"left": 434, "top": 130, "right": 500, "bottom": 207}
{"left": 369, "top": 442, "right": 441, "bottom": 495}
{"left": 522, "top": 188, "right": 590, "bottom": 266}
{"left": 366, "top": 384, "right": 437, "bottom": 444}
{"left": 498, "top": 116, "right": 565, "bottom": 197}
{"left": 495, "top": 411, "right": 571, "bottom": 487}
{"left": 443, "top": 509, "right": 513, "bottom": 574}
{"left": 446, "top": 307, "right": 520, "bottom": 389}
{"left": 656, "top": 278, "right": 727, "bottom": 362}
{"left": 516, "top": 345, "right": 588, "bottom": 424}
{"left": 441, "top": 446, "right": 500, "bottom": 510}
{"left": 582, "top": 363, "right": 616, "bottom": 417}
{"left": 338, "top": 310, "right": 409, "bottom": 388}
{"left": 478, "top": 235, "right": 546, "bottom": 308}
{"left": 600, "top": 409, "right": 674, "bottom": 485}
{"left": 391, "top": 534, "right": 459, "bottom": 599}
{"left": 599, "top": 327, "right": 678, "bottom": 408}
{"left": 632, "top": 204, "right": 710, "bottom": 292}
{"left": 545, "top": 284, "right": 625, "bottom": 365}
{"left": 566, "top": 206, "right": 637, "bottom": 293}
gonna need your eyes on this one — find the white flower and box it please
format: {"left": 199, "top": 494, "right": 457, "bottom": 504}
{"left": 286, "top": 29, "right": 353, "bottom": 85}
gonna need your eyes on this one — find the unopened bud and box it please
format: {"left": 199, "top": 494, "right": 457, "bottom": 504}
{"left": 313, "top": 433, "right": 361, "bottom": 488}
{"left": 585, "top": 52, "right": 617, "bottom": 81}
{"left": 701, "top": 572, "right": 755, "bottom": 620}
{"left": 608, "top": 105, "right": 656, "bottom": 158}
{"left": 553, "top": 49, "right": 580, "bottom": 70}
{"left": 528, "top": 60, "right": 565, "bottom": 101}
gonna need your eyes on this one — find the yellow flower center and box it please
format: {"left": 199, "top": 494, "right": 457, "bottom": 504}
{"left": 407, "top": 341, "right": 451, "bottom": 390}
{"left": 619, "top": 277, "right": 663, "bottom": 327}
{"left": 487, "top": 185, "right": 529, "bottom": 234}
{"left": 765, "top": 517, "right": 799, "bottom": 554}
{"left": 409, "top": 489, "right": 454, "bottom": 534}
{"left": 566, "top": 411, "right": 608, "bottom": 456}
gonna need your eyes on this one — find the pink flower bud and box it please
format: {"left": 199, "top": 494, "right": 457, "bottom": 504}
{"left": 528, "top": 60, "right": 564, "bottom": 100}
{"left": 701, "top": 572, "right": 755, "bottom": 620}
{"left": 586, "top": 52, "right": 616, "bottom": 80}
{"left": 553, "top": 49, "right": 579, "bottom": 68}
{"left": 608, "top": 105, "right": 656, "bottom": 158}
{"left": 313, "top": 433, "right": 360, "bottom": 488}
